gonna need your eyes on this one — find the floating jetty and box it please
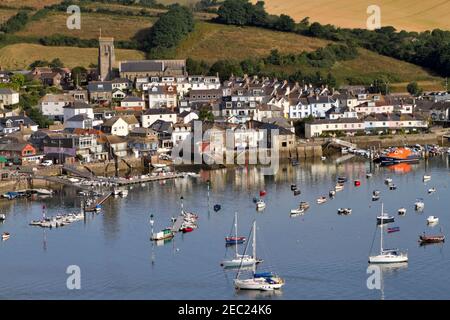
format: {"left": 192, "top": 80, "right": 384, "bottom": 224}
{"left": 85, "top": 192, "right": 112, "bottom": 212}
{"left": 112, "top": 172, "right": 186, "bottom": 186}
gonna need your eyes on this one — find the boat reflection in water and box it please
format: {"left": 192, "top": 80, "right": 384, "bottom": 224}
{"left": 387, "top": 163, "right": 413, "bottom": 174}
{"left": 234, "top": 287, "right": 283, "bottom": 299}
{"left": 371, "top": 263, "right": 408, "bottom": 300}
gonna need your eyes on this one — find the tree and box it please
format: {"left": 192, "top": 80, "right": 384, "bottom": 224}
{"left": 30, "top": 60, "right": 49, "bottom": 68}
{"left": 71, "top": 66, "right": 88, "bottom": 86}
{"left": 407, "top": 81, "right": 422, "bottom": 96}
{"left": 198, "top": 107, "right": 214, "bottom": 121}
{"left": 147, "top": 4, "right": 194, "bottom": 51}
{"left": 186, "top": 58, "right": 210, "bottom": 75}
{"left": 273, "top": 14, "right": 296, "bottom": 32}
{"left": 49, "top": 58, "right": 64, "bottom": 69}
{"left": 216, "top": 0, "right": 253, "bottom": 26}
{"left": 9, "top": 74, "right": 26, "bottom": 90}
{"left": 209, "top": 60, "right": 243, "bottom": 81}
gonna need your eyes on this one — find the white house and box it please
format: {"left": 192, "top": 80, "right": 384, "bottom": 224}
{"left": 112, "top": 78, "right": 132, "bottom": 91}
{"left": 120, "top": 96, "right": 145, "bottom": 110}
{"left": 101, "top": 117, "right": 130, "bottom": 137}
{"left": 172, "top": 123, "right": 192, "bottom": 146}
{"left": 178, "top": 110, "right": 199, "bottom": 124}
{"left": 64, "top": 114, "right": 93, "bottom": 130}
{"left": 40, "top": 93, "right": 74, "bottom": 120}
{"left": 289, "top": 96, "right": 338, "bottom": 119}
{"left": 147, "top": 85, "right": 177, "bottom": 109}
{"left": 305, "top": 118, "right": 364, "bottom": 138}
{"left": 0, "top": 116, "right": 38, "bottom": 134}
{"left": 142, "top": 108, "right": 177, "bottom": 128}
{"left": 63, "top": 102, "right": 94, "bottom": 121}
{"left": 0, "top": 88, "right": 19, "bottom": 106}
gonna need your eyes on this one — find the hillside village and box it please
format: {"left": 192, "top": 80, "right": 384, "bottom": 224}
{"left": 0, "top": 35, "right": 449, "bottom": 167}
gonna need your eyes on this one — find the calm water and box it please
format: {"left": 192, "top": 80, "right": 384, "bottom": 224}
{"left": 1, "top": 156, "right": 450, "bottom": 300}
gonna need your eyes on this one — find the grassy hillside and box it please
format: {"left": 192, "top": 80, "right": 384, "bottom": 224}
{"left": 257, "top": 0, "right": 450, "bottom": 32}
{"left": 15, "top": 11, "right": 156, "bottom": 40}
{"left": 0, "top": 43, "right": 145, "bottom": 69}
{"left": 173, "top": 22, "right": 330, "bottom": 62}
{"left": 0, "top": 9, "right": 18, "bottom": 24}
{"left": 1, "top": 0, "right": 61, "bottom": 9}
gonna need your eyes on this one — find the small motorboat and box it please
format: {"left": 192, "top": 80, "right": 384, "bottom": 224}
{"left": 316, "top": 196, "right": 327, "bottom": 204}
{"left": 337, "top": 176, "right": 347, "bottom": 184}
{"left": 321, "top": 156, "right": 326, "bottom": 161}
{"left": 389, "top": 184, "right": 397, "bottom": 190}
{"left": 335, "top": 184, "right": 344, "bottom": 192}
{"left": 373, "top": 190, "right": 381, "bottom": 196}
{"left": 398, "top": 208, "right": 407, "bottom": 216}
{"left": 329, "top": 190, "right": 336, "bottom": 198}
{"left": 427, "top": 216, "right": 439, "bottom": 224}
{"left": 419, "top": 233, "right": 445, "bottom": 245}
{"left": 213, "top": 204, "right": 221, "bottom": 212}
{"left": 415, "top": 200, "right": 425, "bottom": 211}
{"left": 423, "top": 175, "right": 431, "bottom": 182}
{"left": 299, "top": 202, "right": 310, "bottom": 210}
{"left": 384, "top": 178, "right": 393, "bottom": 184}
{"left": 366, "top": 173, "right": 373, "bottom": 178}
{"left": 290, "top": 207, "right": 305, "bottom": 216}
{"left": 2, "top": 232, "right": 10, "bottom": 241}
{"left": 377, "top": 212, "right": 395, "bottom": 225}
{"left": 182, "top": 227, "right": 194, "bottom": 233}
{"left": 290, "top": 184, "right": 297, "bottom": 191}
{"left": 372, "top": 194, "right": 380, "bottom": 201}
{"left": 354, "top": 180, "right": 361, "bottom": 187}
{"left": 428, "top": 188, "right": 436, "bottom": 194}
{"left": 337, "top": 208, "right": 352, "bottom": 215}
{"left": 293, "top": 188, "right": 301, "bottom": 196}
{"left": 256, "top": 199, "right": 266, "bottom": 210}
{"left": 119, "top": 189, "right": 128, "bottom": 197}
{"left": 113, "top": 189, "right": 120, "bottom": 196}
{"left": 0, "top": 214, "right": 6, "bottom": 221}
{"left": 225, "top": 236, "right": 246, "bottom": 245}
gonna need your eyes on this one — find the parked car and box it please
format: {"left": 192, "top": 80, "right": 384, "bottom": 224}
{"left": 41, "top": 160, "right": 53, "bottom": 167}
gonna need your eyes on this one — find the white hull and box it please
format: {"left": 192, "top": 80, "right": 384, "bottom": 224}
{"left": 222, "top": 257, "right": 259, "bottom": 268}
{"left": 369, "top": 254, "right": 408, "bottom": 264}
{"left": 234, "top": 278, "right": 282, "bottom": 291}
{"left": 290, "top": 209, "right": 305, "bottom": 215}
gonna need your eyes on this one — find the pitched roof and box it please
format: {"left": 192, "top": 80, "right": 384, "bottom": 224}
{"left": 87, "top": 81, "right": 113, "bottom": 92}
{"left": 144, "top": 108, "right": 176, "bottom": 115}
{"left": 66, "top": 114, "right": 91, "bottom": 122}
{"left": 122, "top": 95, "right": 144, "bottom": 103}
{"left": 120, "top": 61, "right": 164, "bottom": 73}
{"left": 0, "top": 88, "right": 17, "bottom": 94}
{"left": 64, "top": 101, "right": 92, "bottom": 109}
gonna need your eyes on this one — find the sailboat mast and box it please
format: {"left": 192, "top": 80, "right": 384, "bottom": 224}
{"left": 235, "top": 212, "right": 238, "bottom": 257}
{"left": 252, "top": 220, "right": 256, "bottom": 273}
{"left": 380, "top": 203, "right": 384, "bottom": 253}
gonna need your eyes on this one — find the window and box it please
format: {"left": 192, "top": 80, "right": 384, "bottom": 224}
{"left": 282, "top": 142, "right": 287, "bottom": 147}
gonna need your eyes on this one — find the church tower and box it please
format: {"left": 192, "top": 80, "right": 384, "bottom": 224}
{"left": 98, "top": 34, "right": 115, "bottom": 81}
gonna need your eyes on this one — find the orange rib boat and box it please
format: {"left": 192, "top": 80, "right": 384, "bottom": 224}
{"left": 374, "top": 147, "right": 420, "bottom": 165}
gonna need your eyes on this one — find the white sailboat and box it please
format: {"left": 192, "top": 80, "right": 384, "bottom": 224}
{"left": 221, "top": 215, "right": 261, "bottom": 268}
{"left": 369, "top": 204, "right": 408, "bottom": 264}
{"left": 234, "top": 221, "right": 284, "bottom": 291}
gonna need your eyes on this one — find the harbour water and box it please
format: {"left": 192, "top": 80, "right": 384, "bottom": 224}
{"left": 1, "top": 156, "right": 450, "bottom": 300}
